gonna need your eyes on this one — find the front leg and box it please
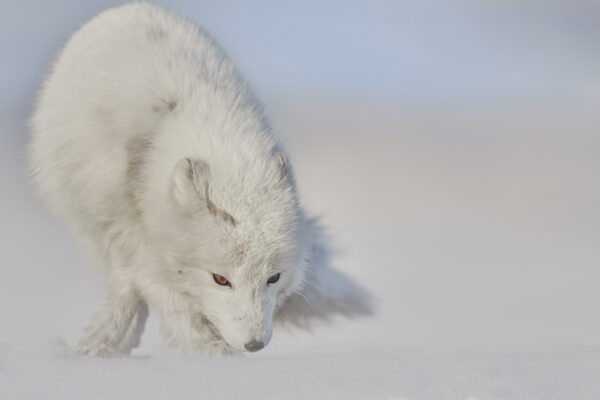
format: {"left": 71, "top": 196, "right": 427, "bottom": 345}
{"left": 116, "top": 300, "right": 149, "bottom": 355}
{"left": 74, "top": 286, "right": 141, "bottom": 357}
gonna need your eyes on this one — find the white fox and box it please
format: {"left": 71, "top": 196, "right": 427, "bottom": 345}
{"left": 29, "top": 3, "right": 370, "bottom": 356}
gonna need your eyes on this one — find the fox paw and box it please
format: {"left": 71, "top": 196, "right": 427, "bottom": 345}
{"left": 205, "top": 341, "right": 236, "bottom": 356}
{"left": 72, "top": 342, "right": 121, "bottom": 358}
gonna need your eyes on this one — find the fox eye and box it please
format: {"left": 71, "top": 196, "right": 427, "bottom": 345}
{"left": 267, "top": 273, "right": 281, "bottom": 286}
{"left": 213, "top": 274, "right": 231, "bottom": 287}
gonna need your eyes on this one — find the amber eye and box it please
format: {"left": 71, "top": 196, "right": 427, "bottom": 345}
{"left": 213, "top": 274, "right": 231, "bottom": 287}
{"left": 267, "top": 273, "right": 281, "bottom": 285}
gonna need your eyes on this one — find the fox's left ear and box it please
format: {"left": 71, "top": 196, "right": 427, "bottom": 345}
{"left": 171, "top": 157, "right": 210, "bottom": 209}
{"left": 171, "top": 158, "right": 237, "bottom": 224}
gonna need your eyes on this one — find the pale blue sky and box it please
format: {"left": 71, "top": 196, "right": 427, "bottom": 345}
{"left": 2, "top": 0, "right": 600, "bottom": 118}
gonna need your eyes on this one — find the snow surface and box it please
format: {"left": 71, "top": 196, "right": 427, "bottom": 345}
{"left": 2, "top": 105, "right": 599, "bottom": 399}
{"left": 2, "top": 1, "right": 600, "bottom": 399}
{"left": 2, "top": 345, "right": 599, "bottom": 400}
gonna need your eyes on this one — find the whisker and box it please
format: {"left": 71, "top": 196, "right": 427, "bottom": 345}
{"left": 296, "top": 290, "right": 318, "bottom": 312}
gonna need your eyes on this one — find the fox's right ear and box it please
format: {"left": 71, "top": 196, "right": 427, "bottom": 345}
{"left": 171, "top": 158, "right": 210, "bottom": 209}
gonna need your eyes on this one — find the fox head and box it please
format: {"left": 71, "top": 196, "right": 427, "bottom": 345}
{"left": 155, "top": 154, "right": 306, "bottom": 352}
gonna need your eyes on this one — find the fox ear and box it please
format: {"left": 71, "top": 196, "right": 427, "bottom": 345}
{"left": 171, "top": 158, "right": 237, "bottom": 225}
{"left": 171, "top": 158, "right": 210, "bottom": 209}
{"left": 276, "top": 152, "right": 287, "bottom": 180}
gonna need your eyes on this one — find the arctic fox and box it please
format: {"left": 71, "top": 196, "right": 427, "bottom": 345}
{"left": 29, "top": 3, "right": 370, "bottom": 356}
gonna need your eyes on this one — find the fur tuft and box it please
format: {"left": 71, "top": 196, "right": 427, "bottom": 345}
{"left": 277, "top": 219, "right": 373, "bottom": 329}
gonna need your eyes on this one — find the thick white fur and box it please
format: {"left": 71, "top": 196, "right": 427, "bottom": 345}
{"left": 29, "top": 2, "right": 370, "bottom": 357}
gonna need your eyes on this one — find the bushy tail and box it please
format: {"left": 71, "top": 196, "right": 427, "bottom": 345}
{"left": 275, "top": 218, "right": 373, "bottom": 329}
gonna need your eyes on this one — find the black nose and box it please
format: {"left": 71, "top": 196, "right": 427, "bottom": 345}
{"left": 244, "top": 340, "right": 265, "bottom": 352}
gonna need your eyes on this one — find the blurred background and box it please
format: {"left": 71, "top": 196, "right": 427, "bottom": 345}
{"left": 1, "top": 0, "right": 599, "bottom": 355}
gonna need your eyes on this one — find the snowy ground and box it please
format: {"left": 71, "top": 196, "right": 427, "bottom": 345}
{"left": 2, "top": 104, "right": 600, "bottom": 399}
{"left": 2, "top": 346, "right": 599, "bottom": 400}
{"left": 2, "top": 1, "right": 600, "bottom": 398}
